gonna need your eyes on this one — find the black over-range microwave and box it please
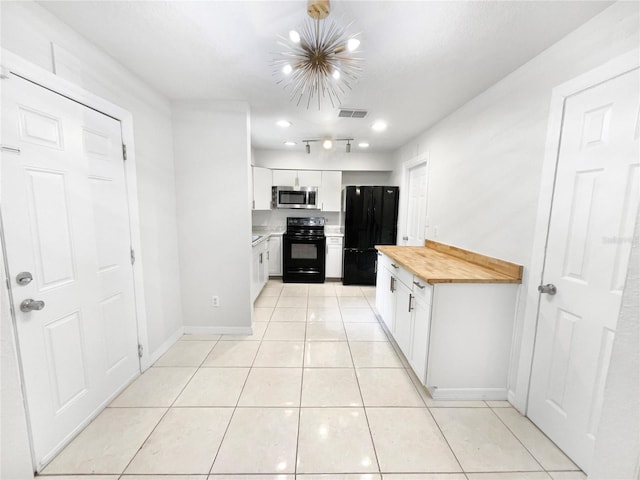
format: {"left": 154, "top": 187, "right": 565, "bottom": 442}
{"left": 272, "top": 186, "right": 319, "bottom": 209}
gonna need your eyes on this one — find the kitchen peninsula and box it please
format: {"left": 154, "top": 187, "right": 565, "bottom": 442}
{"left": 375, "top": 241, "right": 522, "bottom": 401}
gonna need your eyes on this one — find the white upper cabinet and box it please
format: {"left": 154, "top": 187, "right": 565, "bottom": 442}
{"left": 272, "top": 169, "right": 322, "bottom": 187}
{"left": 320, "top": 171, "right": 342, "bottom": 212}
{"left": 252, "top": 166, "right": 272, "bottom": 210}
{"left": 272, "top": 169, "right": 298, "bottom": 186}
{"left": 297, "top": 170, "right": 322, "bottom": 186}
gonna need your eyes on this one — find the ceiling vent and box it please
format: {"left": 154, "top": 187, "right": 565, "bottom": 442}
{"left": 338, "top": 108, "right": 368, "bottom": 119}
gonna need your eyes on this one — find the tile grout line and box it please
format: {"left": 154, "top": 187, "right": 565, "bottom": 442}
{"left": 116, "top": 336, "right": 219, "bottom": 476}
{"left": 488, "top": 404, "right": 551, "bottom": 474}
{"left": 293, "top": 286, "right": 310, "bottom": 476}
{"left": 340, "top": 285, "right": 383, "bottom": 476}
{"left": 206, "top": 289, "right": 270, "bottom": 476}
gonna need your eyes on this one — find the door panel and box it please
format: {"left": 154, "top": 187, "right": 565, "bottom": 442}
{"left": 1, "top": 74, "right": 139, "bottom": 469}
{"left": 404, "top": 162, "right": 427, "bottom": 246}
{"left": 528, "top": 68, "right": 639, "bottom": 473}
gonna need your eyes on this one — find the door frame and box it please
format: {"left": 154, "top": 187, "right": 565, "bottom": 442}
{"left": 0, "top": 49, "right": 150, "bottom": 466}
{"left": 511, "top": 49, "right": 640, "bottom": 413}
{"left": 398, "top": 153, "right": 429, "bottom": 246}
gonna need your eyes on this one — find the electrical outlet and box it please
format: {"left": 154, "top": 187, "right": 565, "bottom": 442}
{"left": 211, "top": 296, "right": 220, "bottom": 307}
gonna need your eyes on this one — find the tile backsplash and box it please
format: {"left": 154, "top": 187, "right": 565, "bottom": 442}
{"left": 252, "top": 210, "right": 341, "bottom": 230}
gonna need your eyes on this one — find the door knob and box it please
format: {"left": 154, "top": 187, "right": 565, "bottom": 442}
{"left": 20, "top": 299, "right": 45, "bottom": 312}
{"left": 16, "top": 272, "right": 33, "bottom": 285}
{"left": 538, "top": 284, "right": 557, "bottom": 295}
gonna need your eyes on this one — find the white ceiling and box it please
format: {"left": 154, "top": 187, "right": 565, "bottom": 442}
{"left": 39, "top": 1, "right": 611, "bottom": 153}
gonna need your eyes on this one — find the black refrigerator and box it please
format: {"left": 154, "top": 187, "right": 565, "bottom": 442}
{"left": 343, "top": 186, "right": 399, "bottom": 285}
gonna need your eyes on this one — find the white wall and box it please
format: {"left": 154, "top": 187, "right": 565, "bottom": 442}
{"left": 173, "top": 101, "right": 253, "bottom": 333}
{"left": 0, "top": 1, "right": 184, "bottom": 359}
{"left": 390, "top": 1, "right": 639, "bottom": 406}
{"left": 589, "top": 213, "right": 640, "bottom": 478}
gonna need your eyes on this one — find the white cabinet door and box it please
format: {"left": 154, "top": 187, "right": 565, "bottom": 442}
{"left": 252, "top": 166, "right": 272, "bottom": 210}
{"left": 251, "top": 245, "right": 261, "bottom": 302}
{"left": 375, "top": 264, "right": 395, "bottom": 333}
{"left": 268, "top": 235, "right": 282, "bottom": 276}
{"left": 325, "top": 236, "right": 343, "bottom": 278}
{"left": 394, "top": 280, "right": 413, "bottom": 359}
{"left": 297, "top": 170, "right": 322, "bottom": 186}
{"left": 272, "top": 169, "right": 298, "bottom": 187}
{"left": 410, "top": 295, "right": 431, "bottom": 384}
{"left": 259, "top": 243, "right": 269, "bottom": 287}
{"left": 320, "top": 171, "right": 342, "bottom": 211}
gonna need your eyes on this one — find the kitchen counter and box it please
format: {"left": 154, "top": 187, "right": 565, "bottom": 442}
{"left": 251, "top": 228, "right": 286, "bottom": 246}
{"left": 376, "top": 240, "right": 522, "bottom": 285}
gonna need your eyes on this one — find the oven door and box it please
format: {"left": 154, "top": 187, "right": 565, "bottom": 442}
{"left": 283, "top": 235, "right": 326, "bottom": 283}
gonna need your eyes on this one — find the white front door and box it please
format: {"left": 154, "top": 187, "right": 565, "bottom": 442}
{"left": 1, "top": 74, "right": 140, "bottom": 470}
{"left": 403, "top": 161, "right": 427, "bottom": 246}
{"left": 528, "top": 68, "right": 639, "bottom": 473}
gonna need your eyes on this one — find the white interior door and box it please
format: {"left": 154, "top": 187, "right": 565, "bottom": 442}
{"left": 1, "top": 74, "right": 140, "bottom": 470}
{"left": 403, "top": 161, "right": 427, "bottom": 245}
{"left": 528, "top": 68, "right": 639, "bottom": 473}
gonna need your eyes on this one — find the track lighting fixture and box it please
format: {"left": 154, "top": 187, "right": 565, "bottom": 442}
{"left": 301, "top": 137, "right": 355, "bottom": 154}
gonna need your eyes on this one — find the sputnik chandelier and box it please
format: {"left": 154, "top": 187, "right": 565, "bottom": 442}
{"left": 273, "top": 0, "right": 363, "bottom": 109}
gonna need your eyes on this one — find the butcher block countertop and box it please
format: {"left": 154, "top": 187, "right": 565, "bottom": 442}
{"left": 376, "top": 240, "right": 523, "bottom": 285}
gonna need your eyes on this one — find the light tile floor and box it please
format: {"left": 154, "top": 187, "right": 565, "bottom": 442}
{"left": 40, "top": 280, "right": 584, "bottom": 480}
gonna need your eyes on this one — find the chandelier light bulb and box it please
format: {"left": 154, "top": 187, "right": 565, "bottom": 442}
{"left": 332, "top": 69, "right": 341, "bottom": 80}
{"left": 282, "top": 64, "right": 293, "bottom": 75}
{"left": 347, "top": 38, "right": 360, "bottom": 52}
{"left": 289, "top": 30, "right": 301, "bottom": 43}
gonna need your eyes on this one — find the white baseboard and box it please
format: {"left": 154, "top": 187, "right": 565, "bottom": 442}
{"left": 183, "top": 325, "right": 253, "bottom": 335}
{"left": 427, "top": 386, "right": 509, "bottom": 401}
{"left": 144, "top": 326, "right": 184, "bottom": 370}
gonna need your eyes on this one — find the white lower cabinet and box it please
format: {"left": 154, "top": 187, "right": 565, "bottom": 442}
{"left": 251, "top": 239, "right": 269, "bottom": 302}
{"left": 375, "top": 256, "right": 395, "bottom": 333}
{"left": 325, "top": 235, "right": 343, "bottom": 278}
{"left": 393, "top": 279, "right": 413, "bottom": 360}
{"left": 375, "top": 252, "right": 517, "bottom": 400}
{"left": 268, "top": 234, "right": 282, "bottom": 276}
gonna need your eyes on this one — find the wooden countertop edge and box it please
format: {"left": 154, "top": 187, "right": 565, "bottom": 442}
{"left": 376, "top": 243, "right": 523, "bottom": 285}
{"left": 425, "top": 240, "right": 523, "bottom": 279}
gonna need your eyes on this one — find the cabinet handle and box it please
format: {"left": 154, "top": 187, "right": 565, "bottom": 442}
{"left": 408, "top": 293, "right": 414, "bottom": 312}
{"left": 259, "top": 253, "right": 263, "bottom": 264}
{"left": 390, "top": 263, "right": 399, "bottom": 269}
{"left": 390, "top": 276, "right": 395, "bottom": 293}
{"left": 413, "top": 281, "right": 425, "bottom": 290}
{"left": 267, "top": 251, "right": 270, "bottom": 260}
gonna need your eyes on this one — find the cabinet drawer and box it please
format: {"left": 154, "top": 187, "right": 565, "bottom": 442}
{"left": 411, "top": 276, "right": 432, "bottom": 304}
{"left": 392, "top": 264, "right": 413, "bottom": 289}
{"left": 326, "top": 236, "right": 343, "bottom": 245}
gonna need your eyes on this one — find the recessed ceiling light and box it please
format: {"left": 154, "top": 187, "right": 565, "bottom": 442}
{"left": 358, "top": 142, "right": 370, "bottom": 148}
{"left": 284, "top": 141, "right": 296, "bottom": 146}
{"left": 371, "top": 120, "right": 387, "bottom": 132}
{"left": 323, "top": 139, "right": 333, "bottom": 150}
{"left": 276, "top": 120, "right": 292, "bottom": 128}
